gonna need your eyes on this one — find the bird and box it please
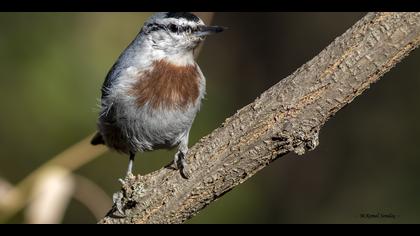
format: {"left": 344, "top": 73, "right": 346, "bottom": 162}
{"left": 91, "top": 12, "right": 225, "bottom": 179}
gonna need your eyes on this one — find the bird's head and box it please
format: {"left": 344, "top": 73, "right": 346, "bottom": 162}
{"left": 141, "top": 12, "right": 226, "bottom": 55}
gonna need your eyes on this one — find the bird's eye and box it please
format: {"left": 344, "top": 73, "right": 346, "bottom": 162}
{"left": 169, "top": 24, "right": 178, "bottom": 33}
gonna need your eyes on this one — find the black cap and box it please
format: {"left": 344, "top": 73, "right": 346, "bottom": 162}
{"left": 165, "top": 12, "right": 200, "bottom": 22}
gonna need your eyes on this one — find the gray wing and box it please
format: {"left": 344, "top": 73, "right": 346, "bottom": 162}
{"left": 101, "top": 29, "right": 144, "bottom": 99}
{"left": 101, "top": 61, "right": 122, "bottom": 99}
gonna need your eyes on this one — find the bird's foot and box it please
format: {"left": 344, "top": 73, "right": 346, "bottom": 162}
{"left": 118, "top": 173, "right": 135, "bottom": 186}
{"left": 174, "top": 151, "right": 190, "bottom": 179}
{"left": 118, "top": 172, "right": 137, "bottom": 188}
{"left": 112, "top": 174, "right": 136, "bottom": 217}
{"left": 112, "top": 191, "right": 125, "bottom": 216}
{"left": 180, "top": 166, "right": 190, "bottom": 179}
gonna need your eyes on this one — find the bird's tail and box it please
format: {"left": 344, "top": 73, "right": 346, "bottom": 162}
{"left": 91, "top": 132, "right": 105, "bottom": 145}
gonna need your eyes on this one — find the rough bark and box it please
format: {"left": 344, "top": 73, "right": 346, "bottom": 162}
{"left": 99, "top": 12, "right": 420, "bottom": 224}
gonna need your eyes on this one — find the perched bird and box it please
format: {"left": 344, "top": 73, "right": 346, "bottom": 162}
{"left": 91, "top": 12, "right": 225, "bottom": 178}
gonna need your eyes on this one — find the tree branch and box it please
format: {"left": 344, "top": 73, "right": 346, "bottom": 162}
{"left": 99, "top": 12, "right": 420, "bottom": 224}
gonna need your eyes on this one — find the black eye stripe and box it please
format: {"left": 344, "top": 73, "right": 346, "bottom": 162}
{"left": 178, "top": 26, "right": 197, "bottom": 33}
{"left": 146, "top": 23, "right": 165, "bottom": 33}
{"left": 145, "top": 23, "right": 197, "bottom": 34}
{"left": 169, "top": 24, "right": 178, "bottom": 33}
{"left": 182, "top": 26, "right": 194, "bottom": 32}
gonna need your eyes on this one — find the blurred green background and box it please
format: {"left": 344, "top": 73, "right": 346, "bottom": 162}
{"left": 1, "top": 12, "right": 420, "bottom": 224}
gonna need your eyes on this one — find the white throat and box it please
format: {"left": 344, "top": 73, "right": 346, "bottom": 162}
{"left": 163, "top": 51, "right": 195, "bottom": 66}
{"left": 130, "top": 37, "right": 196, "bottom": 68}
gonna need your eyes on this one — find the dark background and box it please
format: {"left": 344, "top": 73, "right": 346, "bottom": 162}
{"left": 1, "top": 12, "right": 419, "bottom": 223}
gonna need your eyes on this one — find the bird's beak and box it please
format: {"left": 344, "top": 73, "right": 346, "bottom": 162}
{"left": 195, "top": 25, "right": 227, "bottom": 37}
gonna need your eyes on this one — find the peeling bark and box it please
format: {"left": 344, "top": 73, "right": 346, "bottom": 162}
{"left": 99, "top": 12, "right": 420, "bottom": 224}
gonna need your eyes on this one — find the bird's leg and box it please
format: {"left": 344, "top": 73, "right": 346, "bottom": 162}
{"left": 174, "top": 132, "right": 190, "bottom": 178}
{"left": 126, "top": 152, "right": 136, "bottom": 177}
{"left": 118, "top": 152, "right": 136, "bottom": 190}
{"left": 112, "top": 152, "right": 136, "bottom": 216}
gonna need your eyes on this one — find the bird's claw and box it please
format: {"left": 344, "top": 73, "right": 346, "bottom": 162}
{"left": 112, "top": 174, "right": 136, "bottom": 216}
{"left": 174, "top": 155, "right": 190, "bottom": 179}
{"left": 112, "top": 191, "right": 125, "bottom": 216}
{"left": 118, "top": 178, "right": 126, "bottom": 185}
{"left": 180, "top": 166, "right": 190, "bottom": 179}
